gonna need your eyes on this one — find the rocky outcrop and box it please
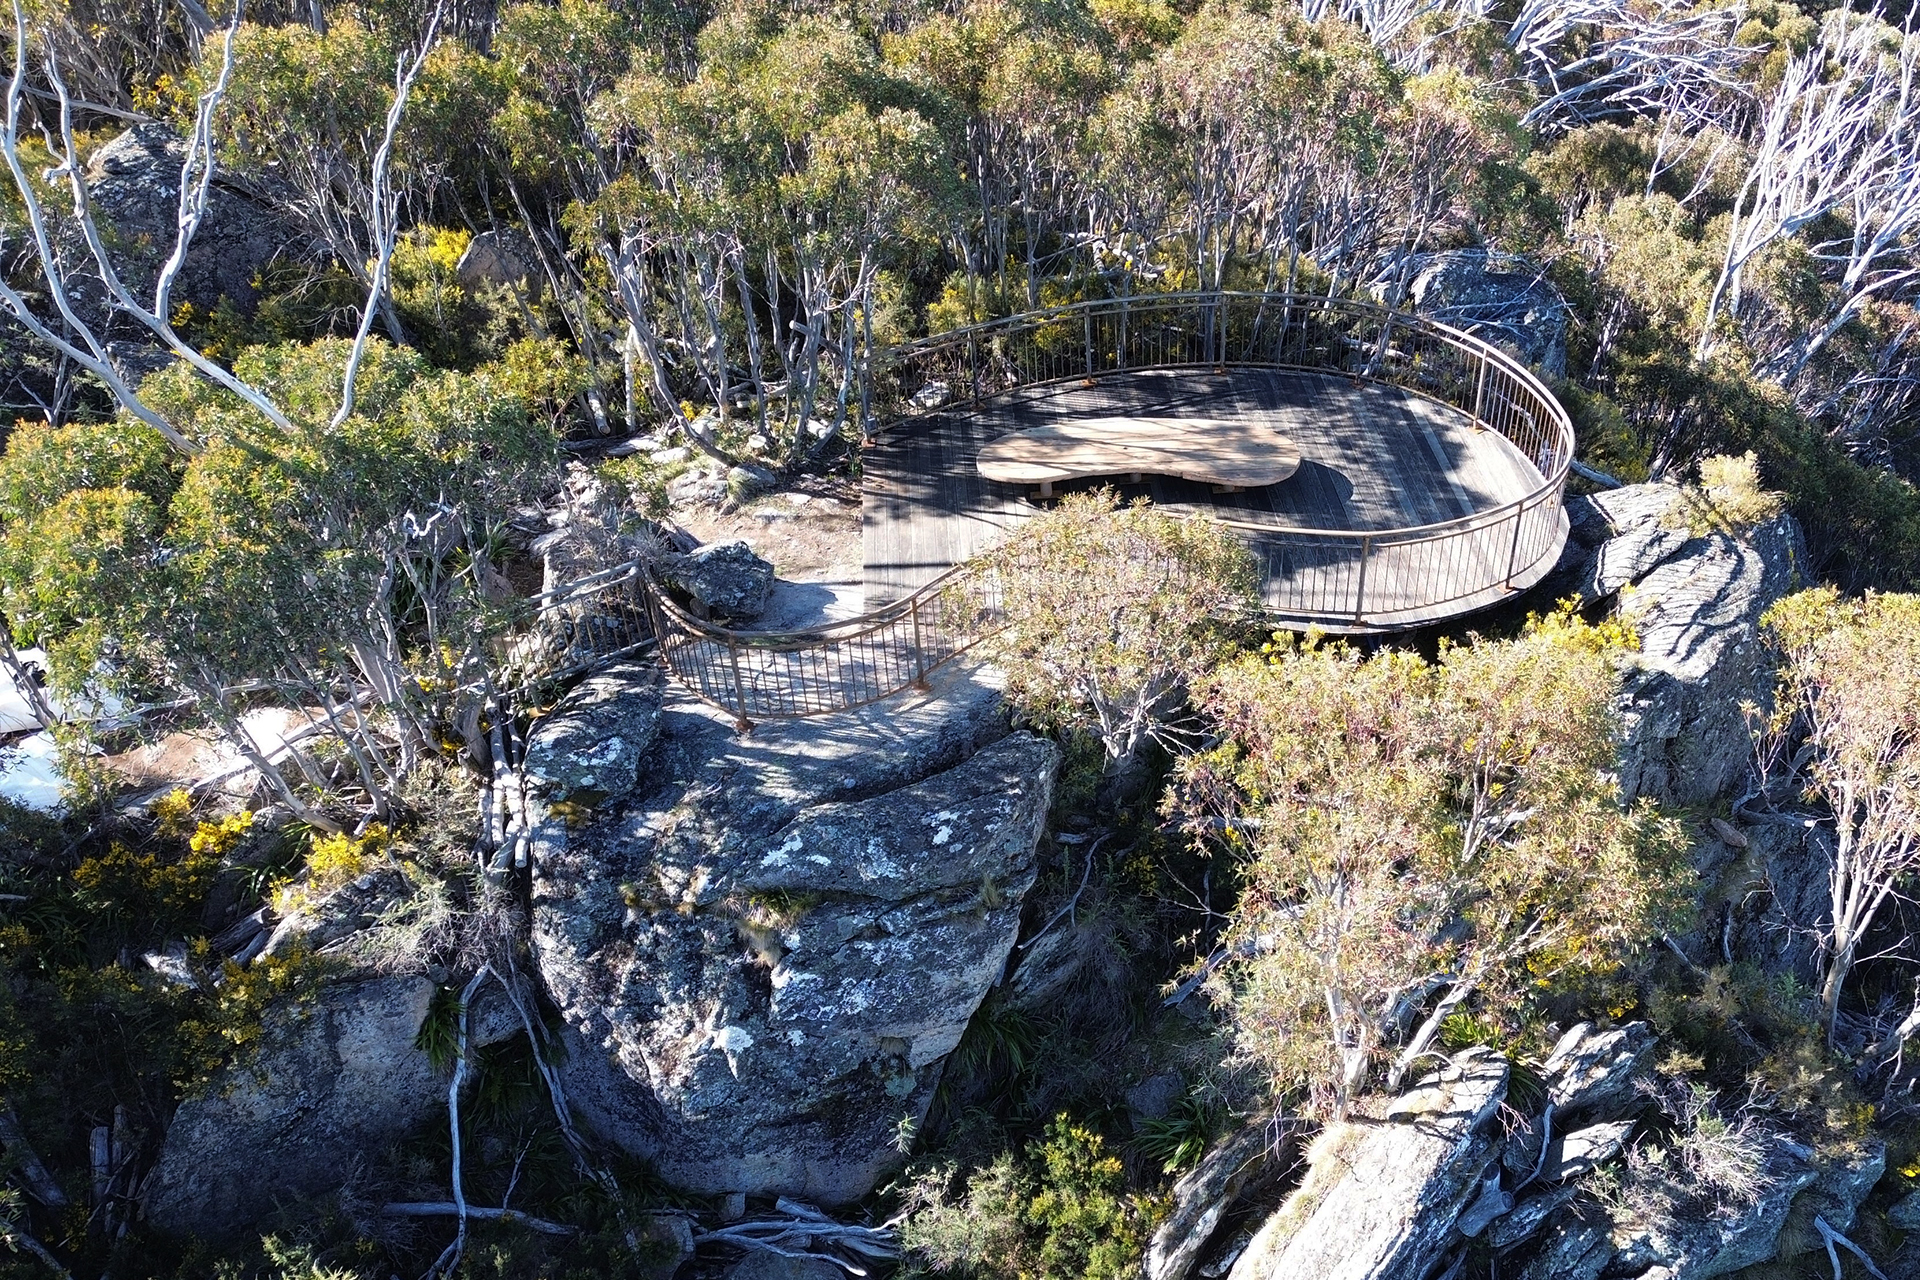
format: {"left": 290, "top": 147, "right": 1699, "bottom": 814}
{"left": 1376, "top": 249, "right": 1569, "bottom": 375}
{"left": 529, "top": 664, "right": 1055, "bottom": 1203}
{"left": 1549, "top": 482, "right": 1806, "bottom": 808}
{"left": 455, "top": 229, "right": 541, "bottom": 294}
{"left": 662, "top": 541, "right": 777, "bottom": 622}
{"left": 1228, "top": 1050, "right": 1509, "bottom": 1280}
{"left": 146, "top": 975, "right": 440, "bottom": 1239}
{"left": 1146, "top": 1123, "right": 1276, "bottom": 1280}
{"left": 85, "top": 125, "right": 302, "bottom": 312}
{"left": 521, "top": 661, "right": 663, "bottom": 803}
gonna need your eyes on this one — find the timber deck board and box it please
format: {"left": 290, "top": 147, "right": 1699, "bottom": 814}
{"left": 861, "top": 368, "right": 1554, "bottom": 628}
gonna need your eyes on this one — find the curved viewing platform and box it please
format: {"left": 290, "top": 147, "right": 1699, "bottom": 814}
{"left": 555, "top": 292, "right": 1574, "bottom": 723}
{"left": 865, "top": 291, "right": 1572, "bottom": 632}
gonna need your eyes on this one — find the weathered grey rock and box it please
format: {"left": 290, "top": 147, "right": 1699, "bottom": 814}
{"left": 1376, "top": 249, "right": 1569, "bottom": 375}
{"left": 1888, "top": 1190, "right": 1920, "bottom": 1230}
{"left": 85, "top": 124, "right": 302, "bottom": 312}
{"left": 1542, "top": 1120, "right": 1634, "bottom": 1181}
{"left": 1512, "top": 1209, "right": 1614, "bottom": 1280}
{"left": 531, "top": 670, "right": 1052, "bottom": 1204}
{"left": 1724, "top": 820, "right": 1833, "bottom": 982}
{"left": 726, "top": 1251, "right": 843, "bottom": 1280}
{"left": 1616, "top": 509, "right": 1806, "bottom": 808}
{"left": 635, "top": 1212, "right": 696, "bottom": 1280}
{"left": 260, "top": 867, "right": 412, "bottom": 960}
{"left": 1145, "top": 1124, "right": 1273, "bottom": 1280}
{"left": 147, "top": 975, "right": 438, "bottom": 1238}
{"left": 1558, "top": 485, "right": 1690, "bottom": 601}
{"left": 1771, "top": 1141, "right": 1886, "bottom": 1260}
{"left": 1456, "top": 1167, "right": 1512, "bottom": 1237}
{"left": 1628, "top": 1139, "right": 1820, "bottom": 1278}
{"left": 455, "top": 228, "right": 540, "bottom": 293}
{"left": 1486, "top": 1187, "right": 1574, "bottom": 1249}
{"left": 663, "top": 540, "right": 776, "bottom": 621}
{"left": 1128, "top": 1072, "right": 1185, "bottom": 1123}
{"left": 521, "top": 661, "right": 663, "bottom": 803}
{"left": 1543, "top": 1021, "right": 1657, "bottom": 1115}
{"left": 1227, "top": 1050, "right": 1508, "bottom": 1280}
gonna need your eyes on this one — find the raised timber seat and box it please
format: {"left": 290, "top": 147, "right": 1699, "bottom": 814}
{"left": 975, "top": 416, "right": 1303, "bottom": 497}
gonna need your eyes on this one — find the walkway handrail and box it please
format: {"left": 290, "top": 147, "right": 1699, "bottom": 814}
{"left": 871, "top": 291, "right": 1574, "bottom": 560}
{"left": 531, "top": 291, "right": 1574, "bottom": 724}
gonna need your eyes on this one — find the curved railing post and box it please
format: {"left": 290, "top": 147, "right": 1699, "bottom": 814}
{"left": 1353, "top": 535, "right": 1372, "bottom": 625}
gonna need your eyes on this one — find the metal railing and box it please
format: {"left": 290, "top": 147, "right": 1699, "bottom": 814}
{"left": 530, "top": 292, "right": 1573, "bottom": 724}
{"left": 873, "top": 291, "right": 1574, "bottom": 630}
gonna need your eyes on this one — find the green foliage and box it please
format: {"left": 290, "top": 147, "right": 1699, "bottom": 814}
{"left": 900, "top": 1116, "right": 1164, "bottom": 1280}
{"left": 1178, "top": 607, "right": 1693, "bottom": 1115}
{"left": 966, "top": 489, "right": 1257, "bottom": 778}
{"left": 1130, "top": 1093, "right": 1224, "bottom": 1175}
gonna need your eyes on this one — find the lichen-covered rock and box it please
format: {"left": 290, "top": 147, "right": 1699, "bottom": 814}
{"left": 1511, "top": 1209, "right": 1614, "bottom": 1280}
{"left": 1376, "top": 249, "right": 1569, "bottom": 375}
{"left": 1542, "top": 1021, "right": 1656, "bottom": 1116}
{"left": 521, "top": 661, "right": 663, "bottom": 803}
{"left": 1618, "top": 1139, "right": 1820, "bottom": 1278}
{"left": 531, "top": 667, "right": 1052, "bottom": 1203}
{"left": 1771, "top": 1141, "right": 1886, "bottom": 1261}
{"left": 1541, "top": 1120, "right": 1633, "bottom": 1181}
{"left": 455, "top": 228, "right": 540, "bottom": 293}
{"left": 146, "top": 975, "right": 438, "bottom": 1239}
{"left": 1544, "top": 483, "right": 1805, "bottom": 808}
{"left": 1228, "top": 1050, "right": 1508, "bottom": 1280}
{"left": 85, "top": 125, "right": 302, "bottom": 312}
{"left": 663, "top": 540, "right": 777, "bottom": 621}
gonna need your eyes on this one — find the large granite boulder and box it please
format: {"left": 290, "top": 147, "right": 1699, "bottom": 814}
{"left": 662, "top": 541, "right": 777, "bottom": 622}
{"left": 85, "top": 124, "right": 302, "bottom": 312}
{"left": 1548, "top": 482, "right": 1806, "bottom": 808}
{"left": 1376, "top": 249, "right": 1569, "bottom": 375}
{"left": 529, "top": 665, "right": 1056, "bottom": 1203}
{"left": 1227, "top": 1050, "right": 1509, "bottom": 1280}
{"left": 146, "top": 975, "right": 440, "bottom": 1239}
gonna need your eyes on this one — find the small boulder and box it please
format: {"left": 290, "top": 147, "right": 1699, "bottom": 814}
{"left": 1228, "top": 1051, "right": 1507, "bottom": 1280}
{"left": 1888, "top": 1190, "right": 1920, "bottom": 1231}
{"left": 85, "top": 124, "right": 301, "bottom": 312}
{"left": 1486, "top": 1187, "right": 1574, "bottom": 1249}
{"left": 1145, "top": 1123, "right": 1273, "bottom": 1280}
{"left": 662, "top": 541, "right": 776, "bottom": 621}
{"left": 1376, "top": 248, "right": 1569, "bottom": 376}
{"left": 455, "top": 228, "right": 541, "bottom": 294}
{"left": 146, "top": 975, "right": 439, "bottom": 1239}
{"left": 1541, "top": 1120, "right": 1633, "bottom": 1181}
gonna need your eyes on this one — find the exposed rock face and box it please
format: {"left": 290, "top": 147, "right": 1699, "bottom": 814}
{"left": 85, "top": 125, "right": 301, "bottom": 312}
{"left": 663, "top": 540, "right": 777, "bottom": 621}
{"left": 530, "top": 666, "right": 1054, "bottom": 1203}
{"left": 1614, "top": 1139, "right": 1821, "bottom": 1279}
{"left": 1228, "top": 1050, "right": 1509, "bottom": 1280}
{"left": 1145, "top": 1123, "right": 1275, "bottom": 1280}
{"left": 1550, "top": 482, "right": 1806, "bottom": 808}
{"left": 1543, "top": 1021, "right": 1657, "bottom": 1114}
{"left": 147, "top": 975, "right": 438, "bottom": 1239}
{"left": 521, "top": 661, "right": 663, "bottom": 803}
{"left": 1377, "top": 249, "right": 1569, "bottom": 375}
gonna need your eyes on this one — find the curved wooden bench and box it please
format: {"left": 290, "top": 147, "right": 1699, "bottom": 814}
{"left": 976, "top": 416, "right": 1302, "bottom": 497}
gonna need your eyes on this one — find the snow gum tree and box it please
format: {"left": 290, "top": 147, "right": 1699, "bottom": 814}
{"left": 964, "top": 488, "right": 1257, "bottom": 801}
{"left": 1177, "top": 609, "right": 1692, "bottom": 1117}
{"left": 1759, "top": 587, "right": 1920, "bottom": 1041}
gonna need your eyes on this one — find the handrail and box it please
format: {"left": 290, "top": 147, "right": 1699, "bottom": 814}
{"left": 534, "top": 291, "right": 1574, "bottom": 724}
{"left": 871, "top": 291, "right": 1574, "bottom": 554}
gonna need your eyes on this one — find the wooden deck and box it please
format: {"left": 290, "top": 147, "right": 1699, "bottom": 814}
{"left": 862, "top": 367, "right": 1561, "bottom": 626}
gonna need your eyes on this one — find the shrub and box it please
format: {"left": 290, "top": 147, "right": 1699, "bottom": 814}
{"left": 901, "top": 1116, "right": 1164, "bottom": 1280}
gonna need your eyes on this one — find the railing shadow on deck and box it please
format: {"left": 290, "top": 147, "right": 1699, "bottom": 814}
{"left": 520, "top": 291, "right": 1574, "bottom": 726}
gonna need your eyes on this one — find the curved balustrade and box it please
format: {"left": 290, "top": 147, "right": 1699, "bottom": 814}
{"left": 874, "top": 291, "right": 1574, "bottom": 631}
{"left": 540, "top": 292, "right": 1574, "bottom": 724}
